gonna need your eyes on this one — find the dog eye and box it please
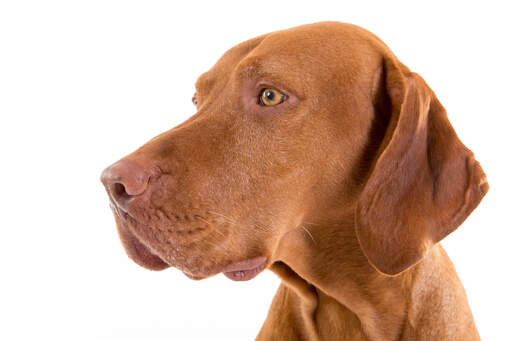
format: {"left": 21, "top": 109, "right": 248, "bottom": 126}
{"left": 259, "top": 88, "right": 286, "bottom": 107}
{"left": 192, "top": 95, "right": 198, "bottom": 106}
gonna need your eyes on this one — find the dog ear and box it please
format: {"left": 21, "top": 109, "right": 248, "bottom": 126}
{"left": 355, "top": 58, "right": 489, "bottom": 275}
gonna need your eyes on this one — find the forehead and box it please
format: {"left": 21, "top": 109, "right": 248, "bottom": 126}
{"left": 196, "top": 22, "right": 385, "bottom": 94}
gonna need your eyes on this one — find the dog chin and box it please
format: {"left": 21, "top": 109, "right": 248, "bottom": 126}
{"left": 182, "top": 271, "right": 208, "bottom": 280}
{"left": 182, "top": 256, "right": 268, "bottom": 281}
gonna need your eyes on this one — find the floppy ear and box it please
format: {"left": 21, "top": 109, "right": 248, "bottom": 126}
{"left": 355, "top": 59, "right": 489, "bottom": 275}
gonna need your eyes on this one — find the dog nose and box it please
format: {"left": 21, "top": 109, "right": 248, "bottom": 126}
{"left": 100, "top": 159, "right": 150, "bottom": 207}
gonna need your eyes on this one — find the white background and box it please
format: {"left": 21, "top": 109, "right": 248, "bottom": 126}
{"left": 1, "top": 1, "right": 510, "bottom": 340}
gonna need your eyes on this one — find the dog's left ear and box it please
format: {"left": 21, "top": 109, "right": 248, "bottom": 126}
{"left": 355, "top": 58, "right": 489, "bottom": 275}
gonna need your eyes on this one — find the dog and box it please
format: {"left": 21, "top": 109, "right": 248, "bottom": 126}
{"left": 101, "top": 22, "right": 488, "bottom": 340}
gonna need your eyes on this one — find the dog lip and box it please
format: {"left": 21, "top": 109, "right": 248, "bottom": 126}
{"left": 222, "top": 256, "right": 267, "bottom": 281}
{"left": 128, "top": 232, "right": 170, "bottom": 271}
{"left": 111, "top": 203, "right": 170, "bottom": 271}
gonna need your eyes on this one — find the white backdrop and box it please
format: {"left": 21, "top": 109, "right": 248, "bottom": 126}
{"left": 1, "top": 1, "right": 510, "bottom": 340}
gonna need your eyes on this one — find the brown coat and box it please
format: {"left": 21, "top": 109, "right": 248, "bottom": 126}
{"left": 101, "top": 22, "right": 488, "bottom": 340}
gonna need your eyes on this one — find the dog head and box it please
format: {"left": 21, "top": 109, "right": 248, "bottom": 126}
{"left": 101, "top": 22, "right": 488, "bottom": 280}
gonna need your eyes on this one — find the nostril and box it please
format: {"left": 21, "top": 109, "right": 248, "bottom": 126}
{"left": 113, "top": 182, "right": 132, "bottom": 203}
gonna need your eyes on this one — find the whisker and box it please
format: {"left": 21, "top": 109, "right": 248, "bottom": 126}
{"left": 208, "top": 210, "right": 274, "bottom": 235}
{"left": 301, "top": 225, "right": 317, "bottom": 245}
{"left": 196, "top": 215, "right": 227, "bottom": 237}
{"left": 207, "top": 211, "right": 238, "bottom": 225}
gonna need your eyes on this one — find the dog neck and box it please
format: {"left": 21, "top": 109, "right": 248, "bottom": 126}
{"left": 260, "top": 218, "right": 480, "bottom": 341}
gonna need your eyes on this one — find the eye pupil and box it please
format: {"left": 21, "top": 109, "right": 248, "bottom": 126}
{"left": 265, "top": 90, "right": 275, "bottom": 101}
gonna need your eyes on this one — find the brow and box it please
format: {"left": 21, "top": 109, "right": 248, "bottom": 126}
{"left": 237, "top": 58, "right": 297, "bottom": 86}
{"left": 195, "top": 58, "right": 296, "bottom": 95}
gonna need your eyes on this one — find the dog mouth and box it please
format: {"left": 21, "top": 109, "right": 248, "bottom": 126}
{"left": 112, "top": 204, "right": 170, "bottom": 271}
{"left": 111, "top": 203, "right": 267, "bottom": 280}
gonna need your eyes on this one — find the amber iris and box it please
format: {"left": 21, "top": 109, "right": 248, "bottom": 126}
{"left": 259, "top": 88, "right": 286, "bottom": 106}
